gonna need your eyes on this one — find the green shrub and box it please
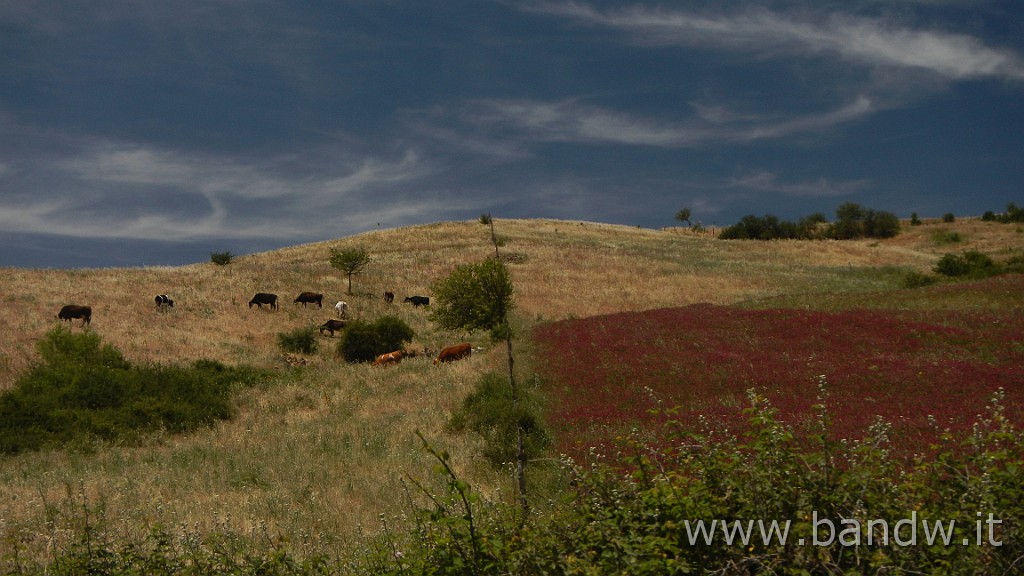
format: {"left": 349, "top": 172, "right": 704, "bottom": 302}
{"left": 0, "top": 328, "right": 266, "bottom": 455}
{"left": 903, "top": 271, "right": 938, "bottom": 288}
{"left": 447, "top": 372, "right": 550, "bottom": 466}
{"left": 278, "top": 326, "right": 318, "bottom": 355}
{"left": 934, "top": 250, "right": 1001, "bottom": 278}
{"left": 210, "top": 251, "right": 234, "bottom": 265}
{"left": 1004, "top": 254, "right": 1024, "bottom": 274}
{"left": 336, "top": 316, "right": 414, "bottom": 362}
{"left": 719, "top": 205, "right": 899, "bottom": 241}
{"left": 982, "top": 203, "right": 1024, "bottom": 223}
{"left": 930, "top": 229, "right": 962, "bottom": 245}
{"left": 942, "top": 212, "right": 956, "bottom": 223}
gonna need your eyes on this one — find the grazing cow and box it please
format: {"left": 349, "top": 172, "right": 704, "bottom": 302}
{"left": 383, "top": 291, "right": 395, "bottom": 304}
{"left": 434, "top": 342, "right": 473, "bottom": 365}
{"left": 57, "top": 304, "right": 92, "bottom": 326}
{"left": 319, "top": 319, "right": 347, "bottom": 336}
{"left": 334, "top": 301, "right": 349, "bottom": 318}
{"left": 249, "top": 292, "right": 278, "bottom": 310}
{"left": 404, "top": 295, "right": 429, "bottom": 307}
{"left": 373, "top": 350, "right": 403, "bottom": 367}
{"left": 154, "top": 294, "right": 174, "bottom": 309}
{"left": 294, "top": 292, "right": 323, "bottom": 308}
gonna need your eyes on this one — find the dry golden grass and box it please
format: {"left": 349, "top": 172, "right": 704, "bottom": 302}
{"left": 0, "top": 216, "right": 1020, "bottom": 561}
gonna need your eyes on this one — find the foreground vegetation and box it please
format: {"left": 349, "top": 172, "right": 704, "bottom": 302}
{"left": 1, "top": 216, "right": 1022, "bottom": 573}
{"left": 5, "top": 389, "right": 1021, "bottom": 574}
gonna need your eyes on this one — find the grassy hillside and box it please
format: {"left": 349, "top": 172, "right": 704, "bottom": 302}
{"left": 0, "top": 216, "right": 1020, "bottom": 567}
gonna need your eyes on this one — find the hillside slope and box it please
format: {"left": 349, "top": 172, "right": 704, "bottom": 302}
{"left": 5, "top": 217, "right": 1000, "bottom": 389}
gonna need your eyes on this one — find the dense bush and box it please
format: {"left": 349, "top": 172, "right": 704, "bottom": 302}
{"left": 902, "top": 270, "right": 938, "bottom": 288}
{"left": 719, "top": 213, "right": 826, "bottom": 240}
{"left": 981, "top": 202, "right": 1024, "bottom": 223}
{"left": 934, "top": 250, "right": 1000, "bottom": 278}
{"left": 336, "top": 316, "right": 414, "bottom": 362}
{"left": 447, "top": 372, "right": 550, "bottom": 466}
{"left": 0, "top": 328, "right": 266, "bottom": 455}
{"left": 209, "top": 251, "right": 234, "bottom": 265}
{"left": 719, "top": 204, "right": 899, "bottom": 241}
{"left": 830, "top": 202, "right": 900, "bottom": 239}
{"left": 278, "top": 325, "right": 318, "bottom": 355}
{"left": 930, "top": 229, "right": 962, "bottom": 245}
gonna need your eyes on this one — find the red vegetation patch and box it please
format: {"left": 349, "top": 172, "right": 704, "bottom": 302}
{"left": 533, "top": 300, "right": 1024, "bottom": 461}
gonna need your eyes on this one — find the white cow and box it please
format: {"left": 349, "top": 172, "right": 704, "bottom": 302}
{"left": 335, "top": 301, "right": 348, "bottom": 318}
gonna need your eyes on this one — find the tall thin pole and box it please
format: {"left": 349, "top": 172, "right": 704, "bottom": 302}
{"left": 489, "top": 216, "right": 528, "bottom": 514}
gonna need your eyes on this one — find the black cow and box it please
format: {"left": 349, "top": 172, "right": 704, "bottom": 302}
{"left": 155, "top": 294, "right": 174, "bottom": 309}
{"left": 294, "top": 292, "right": 323, "bottom": 308}
{"left": 57, "top": 304, "right": 92, "bottom": 326}
{"left": 319, "top": 319, "right": 348, "bottom": 336}
{"left": 404, "top": 295, "right": 429, "bottom": 307}
{"left": 383, "top": 291, "right": 395, "bottom": 304}
{"left": 249, "top": 292, "right": 278, "bottom": 310}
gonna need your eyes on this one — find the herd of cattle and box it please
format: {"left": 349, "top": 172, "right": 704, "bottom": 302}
{"left": 56, "top": 290, "right": 469, "bottom": 367}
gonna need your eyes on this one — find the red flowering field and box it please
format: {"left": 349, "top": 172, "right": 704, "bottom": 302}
{"left": 532, "top": 276, "right": 1024, "bottom": 461}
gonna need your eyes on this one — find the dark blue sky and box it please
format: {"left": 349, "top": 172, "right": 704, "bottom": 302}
{"left": 2, "top": 1, "right": 1022, "bottom": 268}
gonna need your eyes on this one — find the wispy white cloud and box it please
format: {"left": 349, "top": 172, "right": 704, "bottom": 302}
{"left": 0, "top": 139, "right": 433, "bottom": 242}
{"left": 464, "top": 95, "right": 873, "bottom": 147}
{"left": 529, "top": 2, "right": 1024, "bottom": 80}
{"left": 725, "top": 170, "right": 870, "bottom": 198}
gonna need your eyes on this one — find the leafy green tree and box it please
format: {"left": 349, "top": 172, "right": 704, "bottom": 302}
{"left": 674, "top": 208, "right": 692, "bottom": 227}
{"left": 429, "top": 258, "right": 514, "bottom": 337}
{"left": 863, "top": 209, "right": 901, "bottom": 238}
{"left": 329, "top": 246, "right": 371, "bottom": 295}
{"left": 830, "top": 203, "right": 900, "bottom": 239}
{"left": 830, "top": 202, "right": 865, "bottom": 239}
{"left": 797, "top": 212, "right": 828, "bottom": 238}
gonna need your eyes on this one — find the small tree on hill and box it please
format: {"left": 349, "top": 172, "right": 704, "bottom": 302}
{"left": 675, "top": 208, "right": 692, "bottom": 227}
{"left": 329, "top": 246, "right": 371, "bottom": 295}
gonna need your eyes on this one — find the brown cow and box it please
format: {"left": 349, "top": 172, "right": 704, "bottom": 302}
{"left": 294, "top": 292, "right": 323, "bottom": 308}
{"left": 373, "top": 350, "right": 403, "bottom": 367}
{"left": 434, "top": 342, "right": 472, "bottom": 365}
{"left": 383, "top": 291, "right": 395, "bottom": 304}
{"left": 57, "top": 304, "right": 92, "bottom": 326}
{"left": 319, "top": 319, "right": 347, "bottom": 336}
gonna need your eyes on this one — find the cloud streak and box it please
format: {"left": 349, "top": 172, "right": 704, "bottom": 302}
{"left": 532, "top": 2, "right": 1024, "bottom": 80}
{"left": 462, "top": 95, "right": 873, "bottom": 147}
{"left": 0, "top": 139, "right": 434, "bottom": 243}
